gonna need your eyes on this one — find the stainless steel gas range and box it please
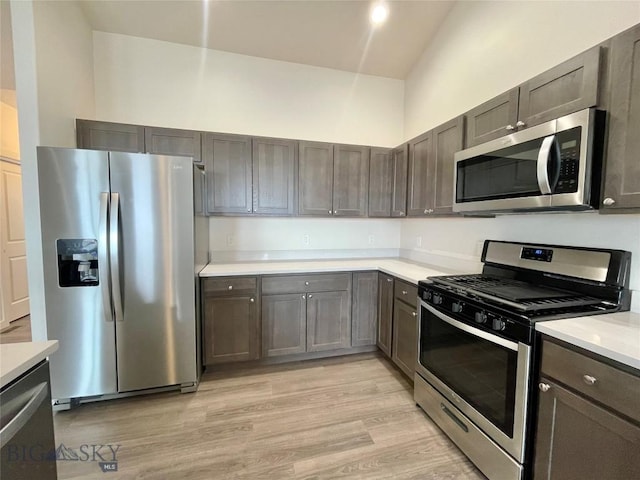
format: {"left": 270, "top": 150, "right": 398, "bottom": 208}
{"left": 414, "top": 240, "right": 632, "bottom": 480}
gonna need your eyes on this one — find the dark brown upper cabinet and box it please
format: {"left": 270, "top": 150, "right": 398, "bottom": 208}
{"left": 144, "top": 126, "right": 203, "bottom": 164}
{"left": 407, "top": 130, "right": 433, "bottom": 216}
{"left": 465, "top": 89, "right": 519, "bottom": 147}
{"left": 368, "top": 147, "right": 393, "bottom": 217}
{"left": 203, "top": 133, "right": 252, "bottom": 215}
{"left": 407, "top": 117, "right": 464, "bottom": 217}
{"left": 333, "top": 144, "right": 369, "bottom": 217}
{"left": 252, "top": 137, "right": 297, "bottom": 215}
{"left": 369, "top": 146, "right": 408, "bottom": 218}
{"left": 391, "top": 144, "right": 409, "bottom": 217}
{"left": 76, "top": 119, "right": 145, "bottom": 153}
{"left": 431, "top": 116, "right": 465, "bottom": 215}
{"left": 601, "top": 24, "right": 640, "bottom": 212}
{"left": 298, "top": 141, "right": 334, "bottom": 216}
{"left": 298, "top": 141, "right": 369, "bottom": 217}
{"left": 464, "top": 46, "right": 602, "bottom": 147}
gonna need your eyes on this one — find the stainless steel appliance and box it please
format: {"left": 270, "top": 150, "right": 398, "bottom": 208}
{"left": 453, "top": 108, "right": 605, "bottom": 213}
{"left": 37, "top": 147, "right": 208, "bottom": 406}
{"left": 415, "top": 240, "right": 631, "bottom": 480}
{"left": 1, "top": 361, "right": 57, "bottom": 479}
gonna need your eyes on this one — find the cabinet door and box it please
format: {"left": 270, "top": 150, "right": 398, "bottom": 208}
{"left": 307, "top": 290, "right": 351, "bottom": 352}
{"left": 392, "top": 300, "right": 418, "bottom": 379}
{"left": 203, "top": 295, "right": 258, "bottom": 364}
{"left": 333, "top": 144, "right": 369, "bottom": 217}
{"left": 203, "top": 133, "right": 252, "bottom": 214}
{"left": 377, "top": 273, "right": 394, "bottom": 357}
{"left": 464, "top": 88, "right": 519, "bottom": 147}
{"left": 602, "top": 24, "right": 640, "bottom": 211}
{"left": 144, "top": 127, "right": 202, "bottom": 163}
{"left": 298, "top": 141, "right": 334, "bottom": 216}
{"left": 262, "top": 294, "right": 306, "bottom": 357}
{"left": 518, "top": 46, "right": 601, "bottom": 129}
{"left": 351, "top": 272, "right": 378, "bottom": 347}
{"left": 368, "top": 148, "right": 393, "bottom": 217}
{"left": 76, "top": 119, "right": 144, "bottom": 153}
{"left": 391, "top": 144, "right": 409, "bottom": 217}
{"left": 431, "top": 116, "right": 464, "bottom": 215}
{"left": 252, "top": 137, "right": 297, "bottom": 215}
{"left": 407, "top": 130, "right": 433, "bottom": 216}
{"left": 533, "top": 378, "right": 640, "bottom": 480}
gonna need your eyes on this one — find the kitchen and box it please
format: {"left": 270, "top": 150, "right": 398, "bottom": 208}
{"left": 1, "top": 1, "right": 640, "bottom": 479}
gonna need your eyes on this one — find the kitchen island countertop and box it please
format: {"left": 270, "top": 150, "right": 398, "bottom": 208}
{"left": 0, "top": 340, "right": 59, "bottom": 388}
{"left": 199, "top": 258, "right": 473, "bottom": 285}
{"left": 536, "top": 311, "right": 640, "bottom": 370}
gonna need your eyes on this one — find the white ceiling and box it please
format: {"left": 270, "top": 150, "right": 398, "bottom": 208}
{"left": 79, "top": 0, "right": 455, "bottom": 79}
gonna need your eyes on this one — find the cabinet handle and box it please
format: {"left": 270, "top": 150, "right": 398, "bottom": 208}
{"left": 228, "top": 285, "right": 233, "bottom": 290}
{"left": 423, "top": 209, "right": 428, "bottom": 214}
{"left": 516, "top": 120, "right": 526, "bottom": 128}
{"left": 247, "top": 208, "right": 251, "bottom": 212}
{"left": 328, "top": 210, "right": 332, "bottom": 214}
{"left": 308, "top": 294, "right": 313, "bottom": 298}
{"left": 402, "top": 290, "right": 408, "bottom": 295}
{"left": 250, "top": 298, "right": 255, "bottom": 303}
{"left": 399, "top": 212, "right": 405, "bottom": 216}
{"left": 538, "top": 383, "right": 551, "bottom": 392}
{"left": 505, "top": 124, "right": 515, "bottom": 131}
{"left": 305, "top": 281, "right": 309, "bottom": 286}
{"left": 386, "top": 278, "right": 393, "bottom": 283}
{"left": 302, "top": 295, "right": 306, "bottom": 299}
{"left": 412, "top": 312, "right": 417, "bottom": 317}
{"left": 603, "top": 198, "right": 616, "bottom": 206}
{"left": 583, "top": 374, "right": 597, "bottom": 386}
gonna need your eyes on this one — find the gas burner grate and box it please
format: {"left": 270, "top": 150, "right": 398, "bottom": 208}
{"left": 428, "top": 274, "right": 603, "bottom": 313}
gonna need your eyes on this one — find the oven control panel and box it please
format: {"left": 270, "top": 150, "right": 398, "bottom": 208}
{"left": 419, "top": 284, "right": 533, "bottom": 344}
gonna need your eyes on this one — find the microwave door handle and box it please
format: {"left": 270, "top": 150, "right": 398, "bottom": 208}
{"left": 537, "top": 135, "right": 556, "bottom": 194}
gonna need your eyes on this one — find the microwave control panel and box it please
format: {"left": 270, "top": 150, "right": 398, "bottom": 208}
{"left": 555, "top": 130, "right": 581, "bottom": 193}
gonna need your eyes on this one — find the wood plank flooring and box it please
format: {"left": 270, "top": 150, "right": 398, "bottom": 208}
{"left": 0, "top": 315, "right": 32, "bottom": 343}
{"left": 53, "top": 353, "right": 485, "bottom": 479}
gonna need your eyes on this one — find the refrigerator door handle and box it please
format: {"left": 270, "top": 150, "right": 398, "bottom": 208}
{"left": 110, "top": 192, "right": 124, "bottom": 322}
{"left": 99, "top": 192, "right": 112, "bottom": 321}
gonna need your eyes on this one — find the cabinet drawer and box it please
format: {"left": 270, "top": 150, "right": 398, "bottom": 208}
{"left": 203, "top": 276, "right": 257, "bottom": 295}
{"left": 541, "top": 339, "right": 640, "bottom": 423}
{"left": 394, "top": 280, "right": 418, "bottom": 308}
{"left": 262, "top": 273, "right": 351, "bottom": 294}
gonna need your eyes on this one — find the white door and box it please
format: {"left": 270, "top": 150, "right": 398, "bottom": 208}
{"left": 0, "top": 160, "right": 29, "bottom": 327}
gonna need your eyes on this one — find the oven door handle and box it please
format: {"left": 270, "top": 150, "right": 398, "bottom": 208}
{"left": 422, "top": 302, "right": 518, "bottom": 351}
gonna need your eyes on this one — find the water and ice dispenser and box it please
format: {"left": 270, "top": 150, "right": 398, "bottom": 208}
{"left": 56, "top": 239, "right": 99, "bottom": 287}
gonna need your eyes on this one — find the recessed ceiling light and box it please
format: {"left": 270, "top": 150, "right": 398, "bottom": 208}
{"left": 370, "top": 3, "right": 389, "bottom": 25}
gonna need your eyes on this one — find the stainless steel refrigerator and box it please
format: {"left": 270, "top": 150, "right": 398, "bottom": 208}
{"left": 37, "top": 147, "right": 208, "bottom": 405}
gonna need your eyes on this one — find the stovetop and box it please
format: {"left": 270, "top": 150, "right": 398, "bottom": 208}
{"left": 426, "top": 274, "right": 608, "bottom": 314}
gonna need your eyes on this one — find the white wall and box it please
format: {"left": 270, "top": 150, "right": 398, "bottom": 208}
{"left": 405, "top": 1, "right": 640, "bottom": 138}
{"left": 11, "top": 0, "right": 95, "bottom": 339}
{"left": 93, "top": 32, "right": 404, "bottom": 147}
{"left": 402, "top": 1, "right": 640, "bottom": 311}
{"left": 210, "top": 217, "right": 401, "bottom": 262}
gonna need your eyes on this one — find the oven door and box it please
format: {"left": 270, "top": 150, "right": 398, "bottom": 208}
{"left": 416, "top": 301, "right": 530, "bottom": 462}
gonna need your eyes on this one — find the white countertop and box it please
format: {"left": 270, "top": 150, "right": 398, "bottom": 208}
{"left": 200, "top": 258, "right": 465, "bottom": 285}
{"left": 0, "top": 341, "right": 59, "bottom": 388}
{"left": 536, "top": 312, "right": 640, "bottom": 370}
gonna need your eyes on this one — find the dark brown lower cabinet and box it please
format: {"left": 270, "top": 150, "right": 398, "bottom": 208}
{"left": 533, "top": 378, "right": 640, "bottom": 479}
{"left": 307, "top": 291, "right": 351, "bottom": 352}
{"left": 203, "top": 294, "right": 259, "bottom": 364}
{"left": 391, "top": 299, "right": 418, "bottom": 379}
{"left": 376, "top": 273, "right": 394, "bottom": 356}
{"left": 261, "top": 293, "right": 307, "bottom": 357}
{"left": 351, "top": 272, "right": 378, "bottom": 347}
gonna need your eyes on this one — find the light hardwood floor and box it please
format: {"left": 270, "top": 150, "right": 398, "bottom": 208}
{"left": 0, "top": 315, "right": 32, "bottom": 343}
{"left": 53, "top": 353, "right": 485, "bottom": 479}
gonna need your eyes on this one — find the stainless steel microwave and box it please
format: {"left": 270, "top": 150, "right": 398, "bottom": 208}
{"left": 453, "top": 108, "right": 605, "bottom": 214}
